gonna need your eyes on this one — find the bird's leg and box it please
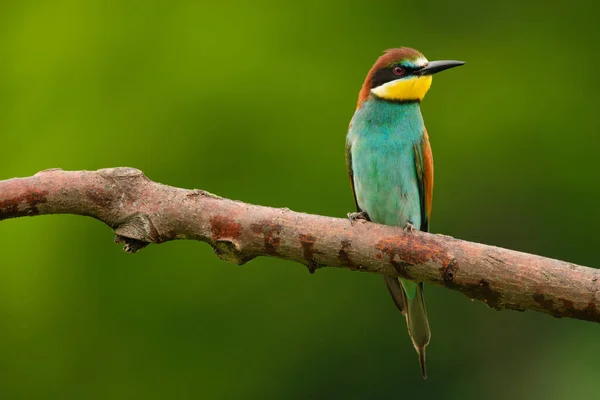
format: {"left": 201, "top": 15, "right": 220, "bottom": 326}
{"left": 347, "top": 211, "right": 369, "bottom": 225}
{"left": 403, "top": 221, "right": 416, "bottom": 233}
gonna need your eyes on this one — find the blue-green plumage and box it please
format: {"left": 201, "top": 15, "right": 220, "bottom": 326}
{"left": 347, "top": 95, "right": 430, "bottom": 375}
{"left": 346, "top": 47, "right": 464, "bottom": 378}
{"left": 347, "top": 99, "right": 424, "bottom": 230}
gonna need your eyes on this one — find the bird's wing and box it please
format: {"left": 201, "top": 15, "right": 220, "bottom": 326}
{"left": 346, "top": 140, "right": 361, "bottom": 212}
{"left": 414, "top": 129, "right": 434, "bottom": 232}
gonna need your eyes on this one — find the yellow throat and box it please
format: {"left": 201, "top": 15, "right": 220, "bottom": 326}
{"left": 370, "top": 75, "right": 433, "bottom": 102}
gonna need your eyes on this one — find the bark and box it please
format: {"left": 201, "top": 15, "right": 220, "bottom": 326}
{"left": 1, "top": 167, "right": 598, "bottom": 323}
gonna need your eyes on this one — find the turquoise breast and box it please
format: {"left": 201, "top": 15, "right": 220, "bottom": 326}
{"left": 347, "top": 97, "right": 425, "bottom": 228}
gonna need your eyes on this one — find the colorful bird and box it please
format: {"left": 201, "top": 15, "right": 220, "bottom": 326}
{"left": 345, "top": 48, "right": 464, "bottom": 378}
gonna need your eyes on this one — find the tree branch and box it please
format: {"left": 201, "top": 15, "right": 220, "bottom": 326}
{"left": 1, "top": 167, "right": 598, "bottom": 323}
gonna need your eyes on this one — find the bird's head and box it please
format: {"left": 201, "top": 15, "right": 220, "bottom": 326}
{"left": 357, "top": 48, "right": 464, "bottom": 108}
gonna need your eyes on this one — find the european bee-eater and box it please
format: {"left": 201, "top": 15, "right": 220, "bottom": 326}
{"left": 345, "top": 48, "right": 464, "bottom": 378}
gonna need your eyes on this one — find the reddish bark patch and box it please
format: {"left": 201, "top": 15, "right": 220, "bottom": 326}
{"left": 250, "top": 221, "right": 282, "bottom": 255}
{"left": 375, "top": 234, "right": 453, "bottom": 279}
{"left": 448, "top": 279, "right": 503, "bottom": 310}
{"left": 534, "top": 293, "right": 599, "bottom": 322}
{"left": 472, "top": 280, "right": 502, "bottom": 310}
{"left": 339, "top": 240, "right": 367, "bottom": 271}
{"left": 533, "top": 292, "right": 554, "bottom": 310}
{"left": 0, "top": 188, "right": 48, "bottom": 219}
{"left": 210, "top": 215, "right": 243, "bottom": 241}
{"left": 299, "top": 233, "right": 321, "bottom": 273}
{"left": 560, "top": 299, "right": 599, "bottom": 323}
{"left": 532, "top": 292, "right": 561, "bottom": 318}
{"left": 339, "top": 239, "right": 360, "bottom": 270}
{"left": 375, "top": 237, "right": 412, "bottom": 277}
{"left": 375, "top": 234, "right": 454, "bottom": 277}
{"left": 560, "top": 299, "right": 575, "bottom": 310}
{"left": 442, "top": 260, "right": 458, "bottom": 283}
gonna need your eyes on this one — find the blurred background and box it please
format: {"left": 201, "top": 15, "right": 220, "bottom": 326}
{"left": 0, "top": 0, "right": 599, "bottom": 398}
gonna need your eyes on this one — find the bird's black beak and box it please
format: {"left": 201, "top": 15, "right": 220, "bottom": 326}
{"left": 415, "top": 60, "right": 465, "bottom": 76}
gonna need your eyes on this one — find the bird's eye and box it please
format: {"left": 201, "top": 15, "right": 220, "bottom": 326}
{"left": 393, "top": 66, "right": 405, "bottom": 76}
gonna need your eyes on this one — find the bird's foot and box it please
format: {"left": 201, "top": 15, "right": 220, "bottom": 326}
{"left": 347, "top": 211, "right": 369, "bottom": 226}
{"left": 403, "top": 222, "right": 416, "bottom": 233}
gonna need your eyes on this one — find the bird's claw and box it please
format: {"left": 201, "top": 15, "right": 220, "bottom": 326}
{"left": 348, "top": 211, "right": 369, "bottom": 226}
{"left": 403, "top": 222, "right": 416, "bottom": 233}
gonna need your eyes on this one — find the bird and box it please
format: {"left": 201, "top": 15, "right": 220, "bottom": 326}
{"left": 345, "top": 48, "right": 464, "bottom": 378}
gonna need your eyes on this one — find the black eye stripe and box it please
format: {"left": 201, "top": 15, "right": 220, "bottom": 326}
{"left": 370, "top": 65, "right": 418, "bottom": 89}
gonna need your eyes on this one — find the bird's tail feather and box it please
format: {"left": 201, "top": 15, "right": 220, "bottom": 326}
{"left": 383, "top": 276, "right": 407, "bottom": 315}
{"left": 385, "top": 278, "right": 431, "bottom": 379}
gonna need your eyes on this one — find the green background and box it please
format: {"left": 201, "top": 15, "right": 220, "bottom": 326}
{"left": 1, "top": 0, "right": 598, "bottom": 398}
